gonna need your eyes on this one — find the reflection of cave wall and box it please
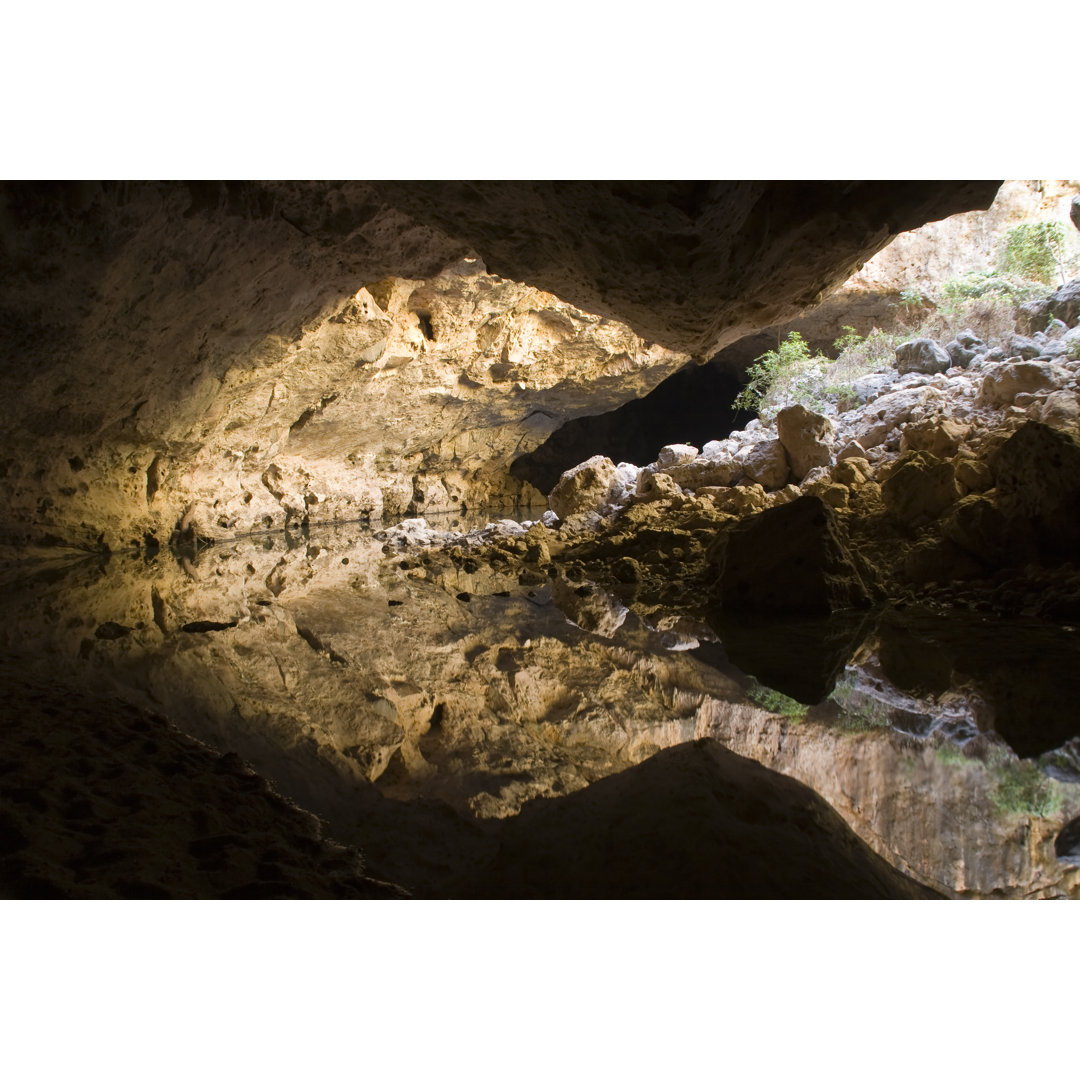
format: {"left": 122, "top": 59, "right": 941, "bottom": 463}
{"left": 511, "top": 360, "right": 743, "bottom": 493}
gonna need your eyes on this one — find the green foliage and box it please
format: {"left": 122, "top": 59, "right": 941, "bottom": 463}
{"left": 935, "top": 743, "right": 971, "bottom": 767}
{"left": 898, "top": 285, "right": 927, "bottom": 316}
{"left": 747, "top": 680, "right": 808, "bottom": 721}
{"left": 997, "top": 221, "right": 1068, "bottom": 285}
{"left": 990, "top": 758, "right": 1062, "bottom": 817}
{"left": 938, "top": 270, "right": 1046, "bottom": 309}
{"left": 1066, "top": 336, "right": 1080, "bottom": 362}
{"left": 832, "top": 325, "right": 863, "bottom": 353}
{"left": 732, "top": 331, "right": 828, "bottom": 420}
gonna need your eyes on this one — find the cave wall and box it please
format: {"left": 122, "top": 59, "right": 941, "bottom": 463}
{"left": 0, "top": 180, "right": 1000, "bottom": 549}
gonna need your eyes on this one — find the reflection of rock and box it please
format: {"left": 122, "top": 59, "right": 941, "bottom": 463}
{"left": 716, "top": 495, "right": 873, "bottom": 617}
{"left": 876, "top": 610, "right": 1080, "bottom": 758}
{"left": 452, "top": 740, "right": 940, "bottom": 899}
{"left": 708, "top": 609, "right": 874, "bottom": 705}
{"left": 551, "top": 578, "right": 629, "bottom": 638}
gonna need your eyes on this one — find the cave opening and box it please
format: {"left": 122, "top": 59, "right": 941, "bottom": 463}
{"left": 511, "top": 359, "right": 746, "bottom": 494}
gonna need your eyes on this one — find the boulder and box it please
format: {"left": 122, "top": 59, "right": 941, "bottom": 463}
{"left": 954, "top": 457, "right": 993, "bottom": 493}
{"left": 662, "top": 456, "right": 743, "bottom": 490}
{"left": 900, "top": 416, "right": 971, "bottom": 457}
{"left": 944, "top": 340, "right": 978, "bottom": 368}
{"left": 705, "top": 484, "right": 767, "bottom": 516}
{"left": 895, "top": 339, "right": 950, "bottom": 375}
{"left": 1048, "top": 278, "right": 1080, "bottom": 327}
{"left": 1037, "top": 389, "right": 1080, "bottom": 430}
{"left": 880, "top": 451, "right": 960, "bottom": 526}
{"left": 1006, "top": 335, "right": 1043, "bottom": 361}
{"left": 633, "top": 469, "right": 683, "bottom": 504}
{"left": 549, "top": 455, "right": 620, "bottom": 521}
{"left": 738, "top": 438, "right": 790, "bottom": 490}
{"left": 955, "top": 329, "right": 985, "bottom": 350}
{"left": 655, "top": 444, "right": 699, "bottom": 468}
{"left": 715, "top": 495, "right": 872, "bottom": 616}
{"left": 993, "top": 421, "right": 1080, "bottom": 560}
{"left": 854, "top": 386, "right": 938, "bottom": 450}
{"left": 776, "top": 404, "right": 834, "bottom": 481}
{"left": 978, "top": 360, "right": 1067, "bottom": 406}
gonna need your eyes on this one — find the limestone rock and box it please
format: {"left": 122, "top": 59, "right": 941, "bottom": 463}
{"left": 715, "top": 495, "right": 872, "bottom": 616}
{"left": 993, "top": 421, "right": 1080, "bottom": 560}
{"left": 776, "top": 404, "right": 834, "bottom": 481}
{"left": 978, "top": 361, "right": 1068, "bottom": 406}
{"left": 738, "top": 438, "right": 790, "bottom": 490}
{"left": 854, "top": 387, "right": 938, "bottom": 450}
{"left": 705, "top": 484, "right": 767, "bottom": 517}
{"left": 656, "top": 444, "right": 698, "bottom": 468}
{"left": 954, "top": 457, "right": 993, "bottom": 493}
{"left": 633, "top": 469, "right": 684, "bottom": 505}
{"left": 1037, "top": 389, "right": 1080, "bottom": 431}
{"left": 880, "top": 451, "right": 960, "bottom": 525}
{"left": 900, "top": 417, "right": 971, "bottom": 457}
{"left": 896, "top": 339, "right": 951, "bottom": 375}
{"left": 549, "top": 455, "right": 620, "bottom": 521}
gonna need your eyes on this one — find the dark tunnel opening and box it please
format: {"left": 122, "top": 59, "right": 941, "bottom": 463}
{"left": 511, "top": 360, "right": 746, "bottom": 494}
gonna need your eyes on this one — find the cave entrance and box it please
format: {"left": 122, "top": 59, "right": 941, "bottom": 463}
{"left": 510, "top": 359, "right": 745, "bottom": 494}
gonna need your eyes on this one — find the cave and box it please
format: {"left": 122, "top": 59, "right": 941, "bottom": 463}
{"left": 3, "top": 178, "right": 1080, "bottom": 901}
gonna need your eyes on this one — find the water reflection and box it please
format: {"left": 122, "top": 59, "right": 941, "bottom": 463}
{"left": 1, "top": 518, "right": 1078, "bottom": 898}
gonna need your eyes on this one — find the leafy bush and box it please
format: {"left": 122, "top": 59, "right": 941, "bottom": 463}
{"left": 732, "top": 331, "right": 829, "bottom": 420}
{"left": 997, "top": 221, "right": 1068, "bottom": 285}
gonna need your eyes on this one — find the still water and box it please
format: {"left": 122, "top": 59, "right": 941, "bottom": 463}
{"left": 2, "top": 516, "right": 1078, "bottom": 897}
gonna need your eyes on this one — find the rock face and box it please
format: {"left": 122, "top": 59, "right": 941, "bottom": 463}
{"left": 716, "top": 495, "right": 873, "bottom": 616}
{"left": 776, "top": 404, "right": 833, "bottom": 480}
{"left": 548, "top": 455, "right": 621, "bottom": 525}
{"left": 0, "top": 180, "right": 998, "bottom": 550}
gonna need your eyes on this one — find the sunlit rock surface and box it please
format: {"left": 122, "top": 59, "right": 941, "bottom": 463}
{"left": 0, "top": 180, "right": 997, "bottom": 551}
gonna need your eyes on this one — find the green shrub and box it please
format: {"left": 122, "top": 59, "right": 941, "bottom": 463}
{"left": 935, "top": 743, "right": 971, "bottom": 767}
{"left": 747, "top": 680, "right": 808, "bottom": 721}
{"left": 997, "top": 221, "right": 1068, "bottom": 285}
{"left": 990, "top": 758, "right": 1062, "bottom": 817}
{"left": 732, "top": 331, "right": 829, "bottom": 420}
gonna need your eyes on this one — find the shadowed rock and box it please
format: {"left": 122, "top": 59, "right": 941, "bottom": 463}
{"left": 715, "top": 495, "right": 873, "bottom": 617}
{"left": 453, "top": 740, "right": 941, "bottom": 899}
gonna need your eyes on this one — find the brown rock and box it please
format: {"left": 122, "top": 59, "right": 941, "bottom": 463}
{"left": 739, "top": 438, "right": 790, "bottom": 490}
{"left": 777, "top": 404, "right": 834, "bottom": 481}
{"left": 880, "top": 451, "right": 961, "bottom": 526}
{"left": 716, "top": 495, "right": 872, "bottom": 616}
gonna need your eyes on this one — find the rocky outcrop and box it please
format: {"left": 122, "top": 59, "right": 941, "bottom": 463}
{"left": 0, "top": 180, "right": 999, "bottom": 550}
{"left": 715, "top": 495, "right": 873, "bottom": 617}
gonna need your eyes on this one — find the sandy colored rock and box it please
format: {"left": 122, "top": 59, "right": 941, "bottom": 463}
{"left": 979, "top": 360, "right": 1068, "bottom": 406}
{"left": 776, "top": 404, "right": 834, "bottom": 481}
{"left": 548, "top": 455, "right": 620, "bottom": 521}
{"left": 880, "top": 451, "right": 961, "bottom": 525}
{"left": 738, "top": 438, "right": 790, "bottom": 490}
